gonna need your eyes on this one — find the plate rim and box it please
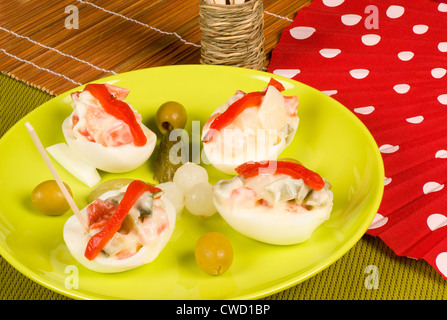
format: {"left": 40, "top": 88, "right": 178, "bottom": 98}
{"left": 0, "top": 64, "right": 385, "bottom": 300}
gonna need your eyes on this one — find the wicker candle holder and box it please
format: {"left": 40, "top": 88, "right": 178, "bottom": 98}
{"left": 199, "top": 0, "right": 265, "bottom": 70}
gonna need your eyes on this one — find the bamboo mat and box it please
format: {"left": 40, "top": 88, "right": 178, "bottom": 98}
{"left": 0, "top": 0, "right": 311, "bottom": 96}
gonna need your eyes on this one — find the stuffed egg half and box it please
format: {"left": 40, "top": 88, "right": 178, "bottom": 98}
{"left": 63, "top": 180, "right": 176, "bottom": 273}
{"left": 201, "top": 79, "right": 299, "bottom": 174}
{"left": 62, "top": 83, "right": 157, "bottom": 173}
{"left": 213, "top": 160, "right": 333, "bottom": 245}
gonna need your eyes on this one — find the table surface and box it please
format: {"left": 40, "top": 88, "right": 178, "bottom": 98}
{"left": 0, "top": 0, "right": 309, "bottom": 95}
{"left": 1, "top": 0, "right": 447, "bottom": 300}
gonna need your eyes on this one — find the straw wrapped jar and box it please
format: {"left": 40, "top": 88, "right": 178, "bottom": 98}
{"left": 199, "top": 0, "right": 265, "bottom": 70}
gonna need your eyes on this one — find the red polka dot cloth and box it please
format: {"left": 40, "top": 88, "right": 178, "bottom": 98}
{"left": 268, "top": 0, "right": 447, "bottom": 279}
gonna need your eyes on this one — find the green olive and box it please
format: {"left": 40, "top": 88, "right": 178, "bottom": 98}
{"left": 87, "top": 178, "right": 134, "bottom": 203}
{"left": 155, "top": 101, "right": 187, "bottom": 134}
{"left": 31, "top": 180, "right": 72, "bottom": 215}
{"left": 195, "top": 232, "right": 233, "bottom": 275}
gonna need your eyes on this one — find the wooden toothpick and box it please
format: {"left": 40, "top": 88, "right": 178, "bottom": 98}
{"left": 25, "top": 121, "right": 90, "bottom": 233}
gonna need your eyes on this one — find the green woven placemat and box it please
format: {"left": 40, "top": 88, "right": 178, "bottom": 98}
{"left": 1, "top": 73, "right": 446, "bottom": 300}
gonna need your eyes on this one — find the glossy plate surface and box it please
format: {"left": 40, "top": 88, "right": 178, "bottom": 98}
{"left": 0, "top": 65, "right": 384, "bottom": 300}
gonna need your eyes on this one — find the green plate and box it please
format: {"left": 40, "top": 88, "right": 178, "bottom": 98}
{"left": 0, "top": 65, "right": 384, "bottom": 300}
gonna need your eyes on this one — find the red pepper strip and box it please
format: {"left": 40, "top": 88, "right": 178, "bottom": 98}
{"left": 85, "top": 84, "right": 147, "bottom": 147}
{"left": 84, "top": 180, "right": 162, "bottom": 260}
{"left": 266, "top": 78, "right": 285, "bottom": 92}
{"left": 202, "top": 91, "right": 264, "bottom": 143}
{"left": 202, "top": 78, "right": 285, "bottom": 143}
{"left": 235, "top": 160, "right": 325, "bottom": 191}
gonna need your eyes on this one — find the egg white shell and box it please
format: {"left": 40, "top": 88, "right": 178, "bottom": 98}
{"left": 213, "top": 179, "right": 333, "bottom": 245}
{"left": 63, "top": 188, "right": 176, "bottom": 273}
{"left": 62, "top": 115, "right": 157, "bottom": 173}
{"left": 202, "top": 88, "right": 299, "bottom": 175}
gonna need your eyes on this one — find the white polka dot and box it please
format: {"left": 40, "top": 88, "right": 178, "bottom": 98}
{"left": 290, "top": 27, "right": 316, "bottom": 40}
{"left": 423, "top": 181, "right": 444, "bottom": 194}
{"left": 435, "top": 150, "right": 447, "bottom": 158}
{"left": 431, "top": 68, "right": 447, "bottom": 79}
{"left": 436, "top": 252, "right": 447, "bottom": 278}
{"left": 397, "top": 51, "right": 414, "bottom": 61}
{"left": 384, "top": 177, "right": 392, "bottom": 186}
{"left": 427, "top": 214, "right": 447, "bottom": 231}
{"left": 368, "top": 213, "right": 388, "bottom": 230}
{"left": 354, "top": 106, "right": 375, "bottom": 115}
{"left": 379, "top": 144, "right": 399, "bottom": 154}
{"left": 406, "top": 115, "right": 424, "bottom": 124}
{"left": 361, "top": 34, "right": 381, "bottom": 46}
{"left": 386, "top": 5, "right": 405, "bottom": 18}
{"left": 438, "top": 94, "right": 447, "bottom": 105}
{"left": 323, "top": 0, "right": 344, "bottom": 7}
{"left": 393, "top": 84, "right": 410, "bottom": 94}
{"left": 341, "top": 14, "right": 362, "bottom": 26}
{"left": 273, "top": 69, "right": 300, "bottom": 78}
{"left": 439, "top": 3, "right": 447, "bottom": 12}
{"left": 439, "top": 42, "right": 447, "bottom": 52}
{"left": 321, "top": 90, "right": 338, "bottom": 96}
{"left": 349, "top": 69, "right": 369, "bottom": 79}
{"left": 413, "top": 24, "right": 429, "bottom": 34}
{"left": 319, "top": 48, "right": 341, "bottom": 58}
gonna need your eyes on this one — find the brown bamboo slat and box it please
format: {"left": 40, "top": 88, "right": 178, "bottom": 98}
{"left": 0, "top": 0, "right": 311, "bottom": 95}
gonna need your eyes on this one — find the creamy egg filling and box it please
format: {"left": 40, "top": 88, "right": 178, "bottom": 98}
{"left": 62, "top": 85, "right": 157, "bottom": 173}
{"left": 213, "top": 173, "right": 333, "bottom": 245}
{"left": 70, "top": 89, "right": 143, "bottom": 148}
{"left": 63, "top": 186, "right": 176, "bottom": 273}
{"left": 202, "top": 86, "right": 299, "bottom": 173}
{"left": 87, "top": 190, "right": 169, "bottom": 261}
{"left": 214, "top": 174, "right": 332, "bottom": 215}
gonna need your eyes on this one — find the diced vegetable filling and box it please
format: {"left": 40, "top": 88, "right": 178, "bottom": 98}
{"left": 70, "top": 84, "right": 147, "bottom": 147}
{"left": 84, "top": 181, "right": 169, "bottom": 261}
{"left": 202, "top": 78, "right": 298, "bottom": 144}
{"left": 87, "top": 198, "right": 116, "bottom": 230}
{"left": 224, "top": 174, "right": 331, "bottom": 214}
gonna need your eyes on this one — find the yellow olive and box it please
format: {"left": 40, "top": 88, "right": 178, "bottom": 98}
{"left": 155, "top": 101, "right": 187, "bottom": 134}
{"left": 31, "top": 180, "right": 72, "bottom": 215}
{"left": 87, "top": 178, "right": 134, "bottom": 203}
{"left": 195, "top": 232, "right": 233, "bottom": 276}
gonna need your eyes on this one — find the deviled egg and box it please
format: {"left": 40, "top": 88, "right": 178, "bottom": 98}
{"left": 201, "top": 78, "right": 299, "bottom": 174}
{"left": 62, "top": 83, "right": 156, "bottom": 173}
{"left": 63, "top": 180, "right": 176, "bottom": 273}
{"left": 213, "top": 160, "right": 333, "bottom": 245}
